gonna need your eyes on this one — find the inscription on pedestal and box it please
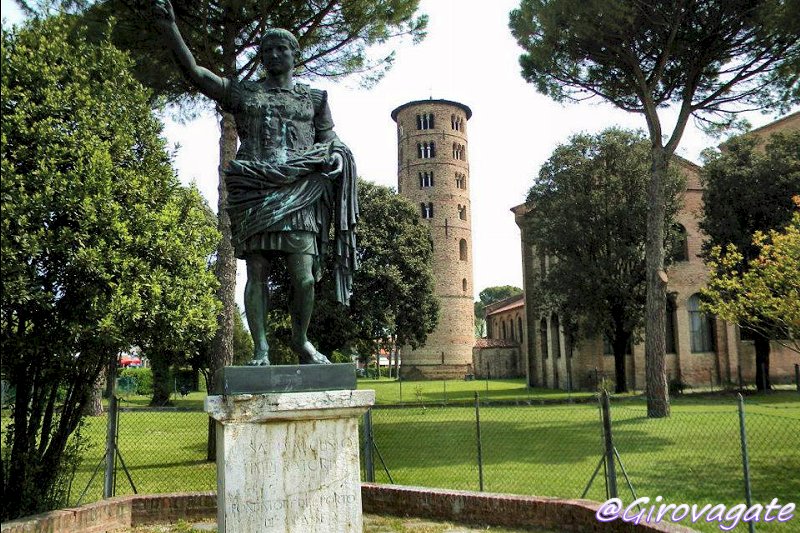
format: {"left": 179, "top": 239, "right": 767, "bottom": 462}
{"left": 209, "top": 390, "right": 374, "bottom": 532}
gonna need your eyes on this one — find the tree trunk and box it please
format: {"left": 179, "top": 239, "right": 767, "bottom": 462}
{"left": 150, "top": 353, "right": 172, "bottom": 407}
{"left": 207, "top": 110, "right": 238, "bottom": 461}
{"left": 754, "top": 331, "right": 771, "bottom": 391}
{"left": 84, "top": 376, "right": 104, "bottom": 416}
{"left": 211, "top": 110, "right": 237, "bottom": 373}
{"left": 103, "top": 352, "right": 117, "bottom": 398}
{"left": 612, "top": 334, "right": 629, "bottom": 394}
{"left": 645, "top": 146, "right": 670, "bottom": 417}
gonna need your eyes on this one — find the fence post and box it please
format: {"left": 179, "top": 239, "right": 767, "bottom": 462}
{"left": 474, "top": 392, "right": 484, "bottom": 491}
{"left": 738, "top": 364, "right": 744, "bottom": 392}
{"left": 363, "top": 409, "right": 375, "bottom": 483}
{"left": 399, "top": 374, "right": 402, "bottom": 403}
{"left": 600, "top": 390, "right": 618, "bottom": 499}
{"left": 737, "top": 394, "right": 755, "bottom": 533}
{"left": 103, "top": 394, "right": 118, "bottom": 498}
{"left": 443, "top": 380, "right": 447, "bottom": 404}
{"left": 795, "top": 364, "right": 799, "bottom": 393}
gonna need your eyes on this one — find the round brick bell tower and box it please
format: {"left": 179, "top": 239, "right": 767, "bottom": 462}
{"left": 391, "top": 99, "right": 475, "bottom": 379}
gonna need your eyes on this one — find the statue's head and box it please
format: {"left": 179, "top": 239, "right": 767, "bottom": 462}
{"left": 261, "top": 28, "right": 300, "bottom": 75}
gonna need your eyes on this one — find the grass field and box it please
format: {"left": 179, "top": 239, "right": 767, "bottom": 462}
{"left": 8, "top": 381, "right": 798, "bottom": 532}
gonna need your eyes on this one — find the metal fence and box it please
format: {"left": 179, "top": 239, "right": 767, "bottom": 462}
{"left": 70, "top": 387, "right": 799, "bottom": 531}
{"left": 361, "top": 392, "right": 800, "bottom": 531}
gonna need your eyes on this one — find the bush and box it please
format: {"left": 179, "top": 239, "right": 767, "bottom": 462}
{"left": 118, "top": 367, "right": 153, "bottom": 396}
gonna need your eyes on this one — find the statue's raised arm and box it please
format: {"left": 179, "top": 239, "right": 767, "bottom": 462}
{"left": 152, "top": 0, "right": 228, "bottom": 102}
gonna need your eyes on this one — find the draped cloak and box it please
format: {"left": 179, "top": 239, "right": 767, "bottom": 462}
{"left": 221, "top": 79, "right": 358, "bottom": 306}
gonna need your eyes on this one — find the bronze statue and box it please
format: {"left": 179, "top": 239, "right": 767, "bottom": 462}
{"left": 153, "top": 1, "right": 358, "bottom": 366}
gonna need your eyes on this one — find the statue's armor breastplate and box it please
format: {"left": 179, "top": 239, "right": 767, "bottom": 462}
{"left": 233, "top": 83, "right": 316, "bottom": 162}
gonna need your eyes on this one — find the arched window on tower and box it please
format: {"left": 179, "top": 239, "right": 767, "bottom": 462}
{"left": 421, "top": 202, "right": 434, "bottom": 219}
{"left": 419, "top": 172, "right": 433, "bottom": 188}
{"left": 416, "top": 113, "right": 434, "bottom": 130}
{"left": 510, "top": 319, "right": 516, "bottom": 342}
{"left": 502, "top": 321, "right": 507, "bottom": 340}
{"left": 417, "top": 141, "right": 436, "bottom": 159}
{"left": 455, "top": 173, "right": 466, "bottom": 189}
{"left": 462, "top": 278, "right": 467, "bottom": 292}
{"left": 458, "top": 205, "right": 467, "bottom": 220}
{"left": 459, "top": 239, "right": 467, "bottom": 261}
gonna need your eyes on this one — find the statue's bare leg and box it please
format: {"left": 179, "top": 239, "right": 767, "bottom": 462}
{"left": 244, "top": 254, "right": 270, "bottom": 366}
{"left": 287, "top": 253, "right": 331, "bottom": 364}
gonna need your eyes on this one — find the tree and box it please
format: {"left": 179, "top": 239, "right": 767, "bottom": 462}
{"left": 474, "top": 286, "right": 523, "bottom": 337}
{"left": 523, "top": 129, "right": 684, "bottom": 393}
{"left": 135, "top": 184, "right": 220, "bottom": 407}
{"left": 268, "top": 180, "right": 439, "bottom": 360}
{"left": 703, "top": 200, "right": 800, "bottom": 357}
{"left": 1, "top": 16, "right": 218, "bottom": 519}
{"left": 510, "top": 0, "right": 800, "bottom": 417}
{"left": 700, "top": 132, "right": 800, "bottom": 389}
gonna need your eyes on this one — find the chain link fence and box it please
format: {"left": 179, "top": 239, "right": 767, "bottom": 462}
{"left": 62, "top": 383, "right": 799, "bottom": 532}
{"left": 70, "top": 399, "right": 215, "bottom": 506}
{"left": 362, "top": 392, "right": 799, "bottom": 531}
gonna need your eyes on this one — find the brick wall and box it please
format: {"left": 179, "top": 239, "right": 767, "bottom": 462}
{"left": 472, "top": 345, "right": 522, "bottom": 378}
{"left": 361, "top": 484, "right": 695, "bottom": 533}
{"left": 2, "top": 487, "right": 696, "bottom": 533}
{"left": 0, "top": 493, "right": 216, "bottom": 533}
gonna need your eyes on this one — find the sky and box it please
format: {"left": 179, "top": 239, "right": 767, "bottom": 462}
{"left": 3, "top": 0, "right": 790, "bottom": 306}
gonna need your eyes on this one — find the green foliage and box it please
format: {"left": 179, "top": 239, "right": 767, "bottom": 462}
{"left": 0, "top": 15, "right": 217, "bottom": 520}
{"left": 119, "top": 367, "right": 154, "bottom": 396}
{"left": 700, "top": 132, "right": 800, "bottom": 263}
{"left": 509, "top": 0, "right": 799, "bottom": 125}
{"left": 72, "top": 0, "right": 428, "bottom": 106}
{"left": 523, "top": 129, "right": 684, "bottom": 392}
{"left": 699, "top": 131, "right": 800, "bottom": 384}
{"left": 702, "top": 199, "right": 800, "bottom": 353}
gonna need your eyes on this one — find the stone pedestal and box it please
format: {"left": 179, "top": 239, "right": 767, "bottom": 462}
{"left": 206, "top": 388, "right": 374, "bottom": 532}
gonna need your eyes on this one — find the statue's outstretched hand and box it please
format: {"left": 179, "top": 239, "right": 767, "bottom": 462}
{"left": 152, "top": 0, "right": 176, "bottom": 24}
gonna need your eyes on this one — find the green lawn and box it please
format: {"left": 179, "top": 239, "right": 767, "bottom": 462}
{"left": 7, "top": 384, "right": 798, "bottom": 533}
{"left": 368, "top": 392, "right": 800, "bottom": 533}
